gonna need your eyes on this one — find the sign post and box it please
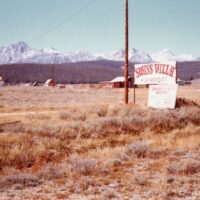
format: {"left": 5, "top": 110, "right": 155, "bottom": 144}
{"left": 133, "top": 75, "right": 136, "bottom": 104}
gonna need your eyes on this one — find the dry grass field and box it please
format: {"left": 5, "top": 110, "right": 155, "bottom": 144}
{"left": 0, "top": 85, "right": 200, "bottom": 200}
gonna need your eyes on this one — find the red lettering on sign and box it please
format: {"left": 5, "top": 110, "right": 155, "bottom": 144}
{"left": 169, "top": 66, "right": 176, "bottom": 77}
{"left": 135, "top": 64, "right": 154, "bottom": 78}
{"left": 155, "top": 64, "right": 160, "bottom": 74}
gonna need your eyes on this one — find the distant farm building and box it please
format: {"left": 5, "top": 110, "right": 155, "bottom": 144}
{"left": 99, "top": 81, "right": 113, "bottom": 88}
{"left": 100, "top": 76, "right": 134, "bottom": 88}
{"left": 177, "top": 78, "right": 191, "bottom": 86}
{"left": 32, "top": 81, "right": 40, "bottom": 86}
{"left": 59, "top": 85, "right": 66, "bottom": 89}
{"left": 45, "top": 79, "right": 56, "bottom": 86}
{"left": 0, "top": 77, "right": 5, "bottom": 87}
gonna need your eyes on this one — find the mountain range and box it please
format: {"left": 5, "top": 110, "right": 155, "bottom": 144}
{"left": 0, "top": 41, "right": 199, "bottom": 64}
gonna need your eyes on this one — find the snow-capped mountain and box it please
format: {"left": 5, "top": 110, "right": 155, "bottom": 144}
{"left": 107, "top": 48, "right": 125, "bottom": 61}
{"left": 129, "top": 48, "right": 154, "bottom": 63}
{"left": 14, "top": 48, "right": 71, "bottom": 64}
{"left": 151, "top": 49, "right": 200, "bottom": 62}
{"left": 0, "top": 42, "right": 100, "bottom": 64}
{"left": 151, "top": 49, "right": 175, "bottom": 62}
{"left": 66, "top": 51, "right": 96, "bottom": 63}
{"left": 175, "top": 54, "right": 200, "bottom": 62}
{"left": 0, "top": 41, "right": 199, "bottom": 64}
{"left": 0, "top": 41, "right": 31, "bottom": 64}
{"left": 104, "top": 48, "right": 153, "bottom": 63}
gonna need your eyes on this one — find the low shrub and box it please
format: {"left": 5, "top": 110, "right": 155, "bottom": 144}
{"left": 38, "top": 163, "right": 67, "bottom": 180}
{"left": 167, "top": 160, "right": 200, "bottom": 175}
{"left": 69, "top": 155, "right": 97, "bottom": 175}
{"left": 87, "top": 105, "right": 108, "bottom": 117}
{"left": 0, "top": 173, "right": 42, "bottom": 189}
{"left": 125, "top": 141, "right": 149, "bottom": 159}
{"left": 60, "top": 112, "right": 86, "bottom": 121}
{"left": 176, "top": 98, "right": 199, "bottom": 108}
{"left": 148, "top": 106, "right": 200, "bottom": 133}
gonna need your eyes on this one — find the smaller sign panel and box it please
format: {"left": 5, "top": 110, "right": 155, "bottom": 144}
{"left": 148, "top": 84, "right": 178, "bottom": 109}
{"left": 134, "top": 62, "right": 176, "bottom": 85}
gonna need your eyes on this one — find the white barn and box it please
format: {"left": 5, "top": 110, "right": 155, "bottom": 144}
{"left": 45, "top": 79, "right": 56, "bottom": 86}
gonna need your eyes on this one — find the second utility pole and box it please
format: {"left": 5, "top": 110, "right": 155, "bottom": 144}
{"left": 124, "top": 0, "right": 129, "bottom": 104}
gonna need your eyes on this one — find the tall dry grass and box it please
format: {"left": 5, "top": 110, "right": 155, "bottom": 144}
{"left": 0, "top": 99, "right": 200, "bottom": 199}
{"left": 1, "top": 86, "right": 200, "bottom": 198}
{"left": 1, "top": 102, "right": 200, "bottom": 171}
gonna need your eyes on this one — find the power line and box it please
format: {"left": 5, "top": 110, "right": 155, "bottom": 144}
{"left": 28, "top": 0, "right": 96, "bottom": 43}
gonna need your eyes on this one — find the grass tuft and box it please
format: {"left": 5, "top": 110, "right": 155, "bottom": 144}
{"left": 69, "top": 155, "right": 97, "bottom": 175}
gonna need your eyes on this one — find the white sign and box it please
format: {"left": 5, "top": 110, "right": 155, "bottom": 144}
{"left": 148, "top": 84, "right": 178, "bottom": 109}
{"left": 134, "top": 62, "right": 176, "bottom": 85}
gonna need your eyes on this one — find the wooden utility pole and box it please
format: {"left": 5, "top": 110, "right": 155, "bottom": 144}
{"left": 124, "top": 0, "right": 129, "bottom": 104}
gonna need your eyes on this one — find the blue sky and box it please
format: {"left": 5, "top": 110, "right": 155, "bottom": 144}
{"left": 0, "top": 0, "right": 200, "bottom": 55}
